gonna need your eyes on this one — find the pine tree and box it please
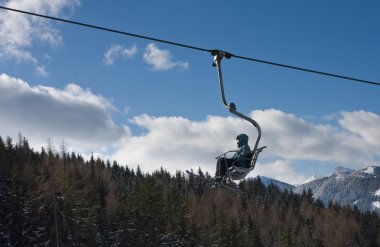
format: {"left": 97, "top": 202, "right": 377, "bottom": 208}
{"left": 0, "top": 137, "right": 13, "bottom": 245}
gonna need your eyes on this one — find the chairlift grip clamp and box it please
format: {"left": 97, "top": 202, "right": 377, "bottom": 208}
{"left": 211, "top": 49, "right": 232, "bottom": 67}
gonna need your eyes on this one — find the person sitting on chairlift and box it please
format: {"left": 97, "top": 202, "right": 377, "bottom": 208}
{"left": 214, "top": 134, "right": 251, "bottom": 181}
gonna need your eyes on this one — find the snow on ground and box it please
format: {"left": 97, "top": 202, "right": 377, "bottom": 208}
{"left": 372, "top": 201, "right": 380, "bottom": 209}
{"left": 303, "top": 173, "right": 324, "bottom": 184}
{"left": 375, "top": 189, "right": 380, "bottom": 197}
{"left": 364, "top": 167, "right": 375, "bottom": 175}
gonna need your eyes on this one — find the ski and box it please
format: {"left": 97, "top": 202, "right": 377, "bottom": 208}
{"left": 186, "top": 170, "right": 244, "bottom": 193}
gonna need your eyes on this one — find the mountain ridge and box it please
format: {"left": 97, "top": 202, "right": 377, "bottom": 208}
{"left": 292, "top": 165, "right": 380, "bottom": 215}
{"left": 256, "top": 165, "right": 380, "bottom": 215}
{"left": 257, "top": 176, "right": 295, "bottom": 191}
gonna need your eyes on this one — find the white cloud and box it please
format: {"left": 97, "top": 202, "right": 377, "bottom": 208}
{"left": 339, "top": 111, "right": 380, "bottom": 149}
{"left": 254, "top": 160, "right": 307, "bottom": 185}
{"left": 0, "top": 73, "right": 129, "bottom": 154}
{"left": 1, "top": 73, "right": 379, "bottom": 184}
{"left": 112, "top": 109, "right": 380, "bottom": 184}
{"left": 143, "top": 43, "right": 189, "bottom": 71}
{"left": 112, "top": 114, "right": 243, "bottom": 172}
{"left": 0, "top": 0, "right": 80, "bottom": 76}
{"left": 103, "top": 44, "right": 138, "bottom": 65}
{"left": 254, "top": 109, "right": 372, "bottom": 164}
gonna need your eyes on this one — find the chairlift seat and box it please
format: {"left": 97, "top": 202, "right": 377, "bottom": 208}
{"left": 217, "top": 146, "right": 266, "bottom": 182}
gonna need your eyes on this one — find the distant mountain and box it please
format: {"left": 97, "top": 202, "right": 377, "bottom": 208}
{"left": 331, "top": 166, "right": 355, "bottom": 179}
{"left": 302, "top": 172, "right": 324, "bottom": 184}
{"left": 259, "top": 176, "right": 295, "bottom": 191}
{"left": 293, "top": 166, "right": 380, "bottom": 215}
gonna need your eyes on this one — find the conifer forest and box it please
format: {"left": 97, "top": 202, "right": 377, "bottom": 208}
{"left": 0, "top": 135, "right": 379, "bottom": 246}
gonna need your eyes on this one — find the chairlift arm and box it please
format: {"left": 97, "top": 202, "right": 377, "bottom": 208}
{"left": 212, "top": 50, "right": 262, "bottom": 152}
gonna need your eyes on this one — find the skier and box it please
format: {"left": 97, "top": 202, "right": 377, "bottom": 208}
{"left": 214, "top": 134, "right": 251, "bottom": 181}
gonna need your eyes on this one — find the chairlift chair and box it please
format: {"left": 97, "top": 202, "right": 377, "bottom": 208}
{"left": 212, "top": 50, "right": 266, "bottom": 183}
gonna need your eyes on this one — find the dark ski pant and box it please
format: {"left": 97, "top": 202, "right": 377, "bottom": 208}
{"left": 215, "top": 157, "right": 234, "bottom": 177}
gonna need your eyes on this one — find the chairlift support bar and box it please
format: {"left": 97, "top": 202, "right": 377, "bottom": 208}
{"left": 211, "top": 50, "right": 262, "bottom": 152}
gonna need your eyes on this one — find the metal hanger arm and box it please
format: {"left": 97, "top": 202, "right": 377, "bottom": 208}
{"left": 212, "top": 51, "right": 262, "bottom": 152}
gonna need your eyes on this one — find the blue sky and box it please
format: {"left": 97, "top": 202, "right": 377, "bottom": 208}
{"left": 1, "top": 0, "right": 379, "bottom": 184}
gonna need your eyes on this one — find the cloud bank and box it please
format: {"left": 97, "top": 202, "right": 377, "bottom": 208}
{"left": 112, "top": 109, "right": 380, "bottom": 183}
{"left": 0, "top": 73, "right": 129, "bottom": 154}
{"left": 1, "top": 73, "right": 379, "bottom": 184}
{"left": 0, "top": 0, "right": 80, "bottom": 76}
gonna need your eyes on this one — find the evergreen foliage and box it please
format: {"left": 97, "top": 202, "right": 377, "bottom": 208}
{"left": 0, "top": 135, "right": 379, "bottom": 246}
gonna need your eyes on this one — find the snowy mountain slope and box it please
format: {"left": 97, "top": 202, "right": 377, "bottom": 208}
{"left": 302, "top": 172, "right": 324, "bottom": 184}
{"left": 293, "top": 166, "right": 380, "bottom": 215}
{"left": 363, "top": 166, "right": 380, "bottom": 175}
{"left": 331, "top": 166, "right": 355, "bottom": 180}
{"left": 258, "top": 176, "right": 295, "bottom": 191}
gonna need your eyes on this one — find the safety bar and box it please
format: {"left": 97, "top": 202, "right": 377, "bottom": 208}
{"left": 212, "top": 50, "right": 262, "bottom": 153}
{"left": 215, "top": 150, "right": 239, "bottom": 159}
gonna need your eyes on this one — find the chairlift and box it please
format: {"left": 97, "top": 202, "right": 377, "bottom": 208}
{"left": 211, "top": 50, "right": 266, "bottom": 183}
